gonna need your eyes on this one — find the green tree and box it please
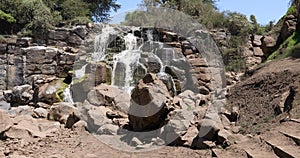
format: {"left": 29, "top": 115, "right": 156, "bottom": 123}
{"left": 84, "top": 0, "right": 120, "bottom": 22}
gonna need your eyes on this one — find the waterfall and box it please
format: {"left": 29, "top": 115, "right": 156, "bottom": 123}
{"left": 74, "top": 64, "right": 87, "bottom": 79}
{"left": 63, "top": 85, "right": 74, "bottom": 104}
{"left": 92, "top": 25, "right": 117, "bottom": 61}
{"left": 146, "top": 29, "right": 154, "bottom": 50}
{"left": 111, "top": 33, "right": 145, "bottom": 92}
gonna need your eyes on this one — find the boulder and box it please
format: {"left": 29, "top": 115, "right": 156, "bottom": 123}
{"left": 33, "top": 108, "right": 49, "bottom": 118}
{"left": 0, "top": 110, "right": 12, "bottom": 134}
{"left": 71, "top": 25, "right": 87, "bottom": 39}
{"left": 68, "top": 33, "right": 83, "bottom": 45}
{"left": 8, "top": 105, "right": 34, "bottom": 117}
{"left": 129, "top": 73, "right": 172, "bottom": 131}
{"left": 72, "top": 62, "right": 108, "bottom": 102}
{"left": 48, "top": 29, "right": 70, "bottom": 41}
{"left": 86, "top": 84, "right": 130, "bottom": 112}
{"left": 251, "top": 35, "right": 262, "bottom": 47}
{"left": 48, "top": 102, "right": 80, "bottom": 127}
{"left": 197, "top": 118, "right": 223, "bottom": 141}
{"left": 261, "top": 36, "right": 276, "bottom": 56}
{"left": 72, "top": 120, "right": 87, "bottom": 131}
{"left": 217, "top": 129, "right": 232, "bottom": 145}
{"left": 3, "top": 84, "right": 33, "bottom": 106}
{"left": 0, "top": 100, "right": 11, "bottom": 111}
{"left": 80, "top": 102, "right": 112, "bottom": 132}
{"left": 5, "top": 115, "right": 60, "bottom": 140}
{"left": 38, "top": 79, "right": 65, "bottom": 104}
{"left": 276, "top": 87, "right": 295, "bottom": 114}
{"left": 97, "top": 124, "right": 119, "bottom": 135}
{"left": 253, "top": 47, "right": 264, "bottom": 57}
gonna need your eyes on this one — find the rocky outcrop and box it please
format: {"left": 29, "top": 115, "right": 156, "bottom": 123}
{"left": 128, "top": 73, "right": 172, "bottom": 132}
{"left": 280, "top": 15, "right": 298, "bottom": 43}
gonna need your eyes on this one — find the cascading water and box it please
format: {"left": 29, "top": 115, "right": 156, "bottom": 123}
{"left": 92, "top": 25, "right": 117, "bottom": 61}
{"left": 111, "top": 33, "right": 146, "bottom": 92}
{"left": 63, "top": 84, "right": 74, "bottom": 104}
{"left": 74, "top": 64, "right": 87, "bottom": 79}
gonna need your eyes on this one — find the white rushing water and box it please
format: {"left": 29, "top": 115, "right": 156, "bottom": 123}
{"left": 74, "top": 64, "right": 87, "bottom": 79}
{"left": 92, "top": 25, "right": 117, "bottom": 61}
{"left": 111, "top": 33, "right": 144, "bottom": 92}
{"left": 63, "top": 85, "right": 74, "bottom": 104}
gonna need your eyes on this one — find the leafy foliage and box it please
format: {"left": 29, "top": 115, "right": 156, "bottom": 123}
{"left": 0, "top": 10, "right": 16, "bottom": 23}
{"left": 0, "top": 0, "right": 120, "bottom": 34}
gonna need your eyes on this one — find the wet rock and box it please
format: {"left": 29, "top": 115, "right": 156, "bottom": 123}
{"left": 72, "top": 62, "right": 108, "bottom": 102}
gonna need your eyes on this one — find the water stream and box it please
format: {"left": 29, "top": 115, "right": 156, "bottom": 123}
{"left": 64, "top": 26, "right": 181, "bottom": 102}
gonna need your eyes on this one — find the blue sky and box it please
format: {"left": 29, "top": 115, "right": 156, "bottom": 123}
{"left": 111, "top": 0, "right": 290, "bottom": 25}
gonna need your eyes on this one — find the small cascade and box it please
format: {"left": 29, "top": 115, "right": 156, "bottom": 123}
{"left": 74, "top": 64, "right": 87, "bottom": 79}
{"left": 92, "top": 25, "right": 117, "bottom": 61}
{"left": 63, "top": 85, "right": 74, "bottom": 104}
{"left": 146, "top": 29, "right": 154, "bottom": 50}
{"left": 111, "top": 33, "right": 146, "bottom": 92}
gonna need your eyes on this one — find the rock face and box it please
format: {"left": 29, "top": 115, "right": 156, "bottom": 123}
{"left": 129, "top": 73, "right": 172, "bottom": 131}
{"left": 71, "top": 62, "right": 108, "bottom": 102}
{"left": 261, "top": 36, "right": 277, "bottom": 57}
{"left": 280, "top": 15, "right": 298, "bottom": 42}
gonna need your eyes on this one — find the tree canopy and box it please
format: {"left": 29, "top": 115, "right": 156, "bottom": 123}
{"left": 0, "top": 0, "right": 120, "bottom": 34}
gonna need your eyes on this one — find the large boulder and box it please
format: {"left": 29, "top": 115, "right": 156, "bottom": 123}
{"left": 261, "top": 36, "right": 276, "bottom": 56}
{"left": 86, "top": 84, "right": 130, "bottom": 112}
{"left": 38, "top": 79, "right": 65, "bottom": 104}
{"left": 71, "top": 62, "right": 108, "bottom": 102}
{"left": 128, "top": 73, "right": 172, "bottom": 131}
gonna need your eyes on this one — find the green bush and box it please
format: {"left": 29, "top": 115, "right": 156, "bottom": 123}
{"left": 286, "top": 5, "right": 297, "bottom": 16}
{"left": 0, "top": 10, "right": 15, "bottom": 23}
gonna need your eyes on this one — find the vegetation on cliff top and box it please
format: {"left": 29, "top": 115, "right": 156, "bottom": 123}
{"left": 0, "top": 0, "right": 120, "bottom": 34}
